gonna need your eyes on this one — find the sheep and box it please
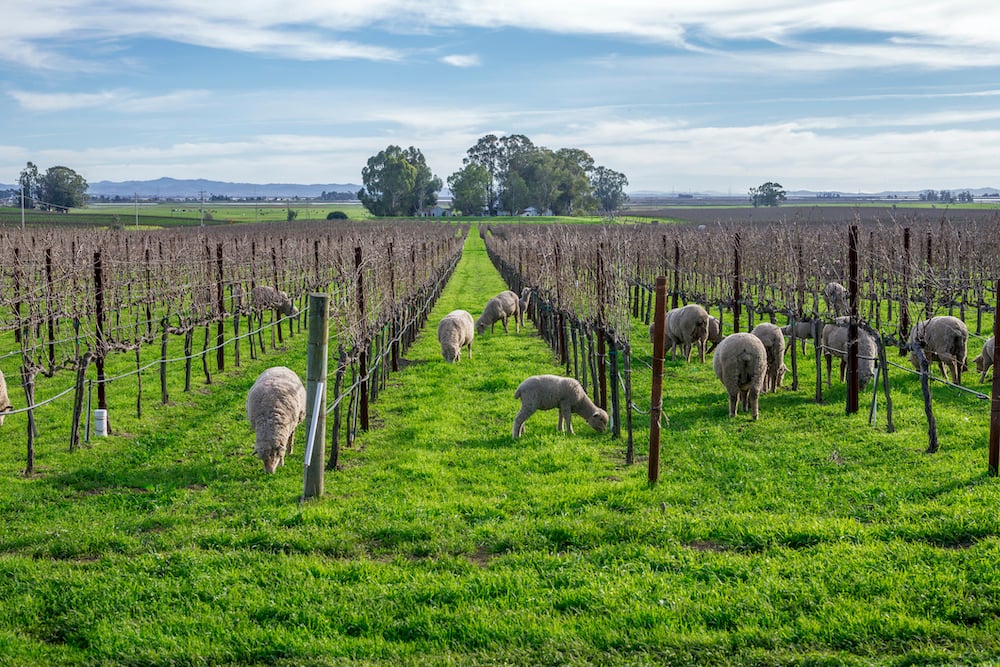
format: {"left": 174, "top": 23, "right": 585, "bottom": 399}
{"left": 820, "top": 317, "right": 878, "bottom": 390}
{"left": 751, "top": 322, "right": 786, "bottom": 393}
{"left": 437, "top": 309, "right": 475, "bottom": 363}
{"left": 908, "top": 315, "right": 969, "bottom": 384}
{"left": 648, "top": 304, "right": 712, "bottom": 362}
{"left": 706, "top": 315, "right": 724, "bottom": 352}
{"left": 476, "top": 290, "right": 520, "bottom": 335}
{"left": 516, "top": 287, "right": 532, "bottom": 329}
{"left": 251, "top": 285, "right": 298, "bottom": 318}
{"left": 781, "top": 319, "right": 818, "bottom": 354}
{"left": 712, "top": 332, "right": 767, "bottom": 420}
{"left": 512, "top": 374, "right": 608, "bottom": 438}
{"left": 0, "top": 369, "right": 11, "bottom": 427}
{"left": 823, "top": 281, "right": 848, "bottom": 317}
{"left": 246, "top": 366, "right": 307, "bottom": 474}
{"left": 972, "top": 336, "right": 995, "bottom": 383}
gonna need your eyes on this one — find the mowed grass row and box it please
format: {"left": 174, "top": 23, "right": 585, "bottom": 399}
{"left": 1, "top": 225, "right": 1000, "bottom": 665}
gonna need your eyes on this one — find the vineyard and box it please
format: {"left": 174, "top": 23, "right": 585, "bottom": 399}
{"left": 2, "top": 209, "right": 1000, "bottom": 664}
{"left": 0, "top": 219, "right": 468, "bottom": 472}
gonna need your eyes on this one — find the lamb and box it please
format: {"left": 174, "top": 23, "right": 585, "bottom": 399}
{"left": 476, "top": 290, "right": 520, "bottom": 335}
{"left": 820, "top": 317, "right": 878, "bottom": 390}
{"left": 781, "top": 319, "right": 818, "bottom": 354}
{"left": 908, "top": 315, "right": 969, "bottom": 384}
{"left": 751, "top": 322, "right": 787, "bottom": 393}
{"left": 246, "top": 366, "right": 307, "bottom": 474}
{"left": 516, "top": 287, "right": 532, "bottom": 328}
{"left": 437, "top": 309, "right": 475, "bottom": 363}
{"left": 512, "top": 374, "right": 609, "bottom": 438}
{"left": 251, "top": 285, "right": 298, "bottom": 318}
{"left": 0, "top": 369, "right": 11, "bottom": 427}
{"left": 712, "top": 332, "right": 767, "bottom": 419}
{"left": 972, "top": 336, "right": 995, "bottom": 383}
{"left": 823, "top": 281, "right": 848, "bottom": 317}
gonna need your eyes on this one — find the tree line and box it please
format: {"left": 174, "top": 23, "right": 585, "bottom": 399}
{"left": 357, "top": 134, "right": 629, "bottom": 217}
{"left": 18, "top": 162, "right": 89, "bottom": 211}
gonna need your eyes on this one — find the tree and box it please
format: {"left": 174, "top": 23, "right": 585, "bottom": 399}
{"left": 749, "top": 182, "right": 786, "bottom": 207}
{"left": 18, "top": 161, "right": 40, "bottom": 208}
{"left": 591, "top": 166, "right": 629, "bottom": 213}
{"left": 39, "top": 165, "right": 88, "bottom": 210}
{"left": 551, "top": 148, "right": 596, "bottom": 215}
{"left": 464, "top": 133, "right": 535, "bottom": 214}
{"left": 447, "top": 163, "right": 490, "bottom": 215}
{"left": 358, "top": 145, "right": 441, "bottom": 217}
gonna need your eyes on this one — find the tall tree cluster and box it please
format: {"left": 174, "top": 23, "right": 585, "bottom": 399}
{"left": 448, "top": 134, "right": 628, "bottom": 216}
{"left": 357, "top": 146, "right": 442, "bottom": 217}
{"left": 18, "top": 162, "right": 89, "bottom": 210}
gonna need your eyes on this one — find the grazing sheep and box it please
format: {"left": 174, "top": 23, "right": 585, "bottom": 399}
{"left": 512, "top": 374, "right": 608, "bottom": 438}
{"left": 908, "top": 315, "right": 969, "bottom": 384}
{"left": 823, "top": 282, "right": 848, "bottom": 317}
{"left": 821, "top": 317, "right": 878, "bottom": 390}
{"left": 706, "top": 315, "right": 724, "bottom": 352}
{"left": 712, "top": 332, "right": 767, "bottom": 419}
{"left": 648, "top": 304, "right": 713, "bottom": 362}
{"left": 476, "top": 290, "right": 520, "bottom": 335}
{"left": 516, "top": 287, "right": 532, "bottom": 328}
{"left": 246, "top": 366, "right": 307, "bottom": 474}
{"left": 251, "top": 285, "right": 298, "bottom": 317}
{"left": 437, "top": 309, "right": 475, "bottom": 363}
{"left": 781, "top": 320, "right": 818, "bottom": 354}
{"left": 0, "top": 369, "right": 11, "bottom": 427}
{"left": 972, "top": 336, "right": 995, "bottom": 383}
{"left": 751, "top": 322, "right": 787, "bottom": 393}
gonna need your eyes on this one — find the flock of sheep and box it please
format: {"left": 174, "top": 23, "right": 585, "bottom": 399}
{"left": 436, "top": 288, "right": 609, "bottom": 439}
{"left": 652, "top": 281, "right": 994, "bottom": 421}
{"left": 247, "top": 277, "right": 995, "bottom": 472}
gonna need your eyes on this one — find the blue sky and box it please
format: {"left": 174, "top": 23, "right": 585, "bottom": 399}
{"left": 3, "top": 1, "right": 999, "bottom": 194}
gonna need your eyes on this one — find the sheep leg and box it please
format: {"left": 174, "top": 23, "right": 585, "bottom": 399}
{"left": 748, "top": 388, "right": 760, "bottom": 420}
{"left": 824, "top": 353, "right": 833, "bottom": 387}
{"left": 512, "top": 405, "right": 535, "bottom": 438}
{"left": 501, "top": 316, "right": 509, "bottom": 334}
{"left": 684, "top": 342, "right": 693, "bottom": 363}
{"left": 558, "top": 402, "right": 574, "bottom": 434}
{"left": 286, "top": 429, "right": 294, "bottom": 457}
{"left": 728, "top": 391, "right": 738, "bottom": 417}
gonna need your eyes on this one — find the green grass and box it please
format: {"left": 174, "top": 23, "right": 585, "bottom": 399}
{"left": 1, "top": 226, "right": 999, "bottom": 665}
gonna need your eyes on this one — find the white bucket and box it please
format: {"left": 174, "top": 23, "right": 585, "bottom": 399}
{"left": 93, "top": 409, "right": 108, "bottom": 437}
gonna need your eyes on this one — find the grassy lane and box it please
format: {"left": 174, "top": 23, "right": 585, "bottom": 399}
{"left": 2, "top": 225, "right": 1000, "bottom": 665}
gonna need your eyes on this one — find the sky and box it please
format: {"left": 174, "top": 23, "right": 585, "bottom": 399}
{"left": 3, "top": 0, "right": 1000, "bottom": 195}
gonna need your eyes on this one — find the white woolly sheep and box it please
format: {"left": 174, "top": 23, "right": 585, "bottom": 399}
{"left": 706, "top": 315, "right": 724, "bottom": 351}
{"left": 516, "top": 287, "right": 532, "bottom": 328}
{"left": 0, "top": 369, "right": 11, "bottom": 427}
{"left": 781, "top": 320, "right": 818, "bottom": 354}
{"left": 823, "top": 282, "right": 848, "bottom": 317}
{"left": 512, "top": 374, "right": 608, "bottom": 438}
{"left": 712, "top": 332, "right": 767, "bottom": 420}
{"left": 476, "top": 290, "right": 520, "bottom": 335}
{"left": 751, "top": 322, "right": 787, "bottom": 393}
{"left": 437, "top": 309, "right": 475, "bottom": 363}
{"left": 820, "top": 317, "right": 878, "bottom": 390}
{"left": 908, "top": 315, "right": 969, "bottom": 384}
{"left": 648, "top": 304, "right": 712, "bottom": 363}
{"left": 246, "top": 366, "right": 307, "bottom": 474}
{"left": 972, "top": 336, "right": 995, "bottom": 383}
{"left": 251, "top": 285, "right": 298, "bottom": 318}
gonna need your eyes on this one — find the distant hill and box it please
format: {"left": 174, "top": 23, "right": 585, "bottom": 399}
{"left": 81, "top": 177, "right": 361, "bottom": 199}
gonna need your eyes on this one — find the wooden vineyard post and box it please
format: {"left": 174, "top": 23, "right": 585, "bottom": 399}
{"left": 671, "top": 240, "right": 680, "bottom": 310}
{"left": 94, "top": 252, "right": 109, "bottom": 433}
{"left": 900, "top": 227, "right": 911, "bottom": 352}
{"left": 649, "top": 276, "right": 668, "bottom": 484}
{"left": 813, "top": 318, "right": 823, "bottom": 404}
{"left": 355, "top": 246, "right": 369, "bottom": 432}
{"left": 733, "top": 233, "right": 742, "bottom": 333}
{"left": 989, "top": 279, "right": 1000, "bottom": 476}
{"left": 847, "top": 225, "right": 860, "bottom": 415}
{"left": 624, "top": 344, "right": 634, "bottom": 465}
{"left": 216, "top": 242, "right": 225, "bottom": 372}
{"left": 160, "top": 318, "right": 169, "bottom": 404}
{"left": 302, "top": 293, "right": 330, "bottom": 501}
{"left": 914, "top": 343, "right": 939, "bottom": 454}
{"left": 609, "top": 340, "right": 620, "bottom": 439}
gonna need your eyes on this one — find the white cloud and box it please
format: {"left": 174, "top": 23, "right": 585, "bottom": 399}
{"left": 8, "top": 89, "right": 212, "bottom": 113}
{"left": 440, "top": 54, "right": 481, "bottom": 67}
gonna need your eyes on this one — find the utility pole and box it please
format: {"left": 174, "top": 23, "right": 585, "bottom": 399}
{"left": 20, "top": 183, "right": 25, "bottom": 230}
{"left": 199, "top": 190, "right": 205, "bottom": 227}
{"left": 134, "top": 192, "right": 139, "bottom": 230}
